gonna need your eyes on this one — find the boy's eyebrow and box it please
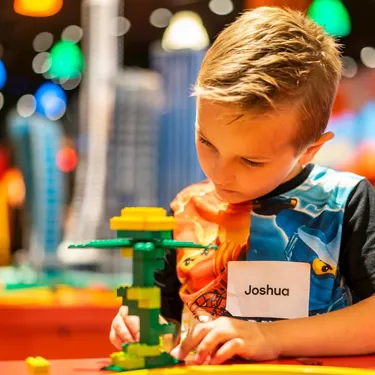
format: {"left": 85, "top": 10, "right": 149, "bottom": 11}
{"left": 197, "top": 130, "right": 272, "bottom": 161}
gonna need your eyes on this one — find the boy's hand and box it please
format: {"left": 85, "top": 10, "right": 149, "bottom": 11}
{"left": 110, "top": 306, "right": 140, "bottom": 349}
{"left": 175, "top": 317, "right": 280, "bottom": 365}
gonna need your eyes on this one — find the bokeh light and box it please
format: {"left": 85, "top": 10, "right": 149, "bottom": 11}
{"left": 150, "top": 8, "right": 172, "bottom": 28}
{"left": 109, "top": 16, "right": 131, "bottom": 36}
{"left": 33, "top": 32, "right": 54, "bottom": 52}
{"left": 48, "top": 40, "right": 84, "bottom": 80}
{"left": 32, "top": 52, "right": 51, "bottom": 74}
{"left": 0, "top": 146, "right": 9, "bottom": 179}
{"left": 360, "top": 47, "right": 375, "bottom": 69}
{"left": 60, "top": 74, "right": 81, "bottom": 91}
{"left": 342, "top": 56, "right": 358, "bottom": 78}
{"left": 61, "top": 25, "right": 83, "bottom": 43}
{"left": 4, "top": 168, "right": 25, "bottom": 208}
{"left": 308, "top": 0, "right": 351, "bottom": 37}
{"left": 0, "top": 60, "right": 7, "bottom": 90}
{"left": 35, "top": 82, "right": 67, "bottom": 120}
{"left": 208, "top": 0, "right": 234, "bottom": 16}
{"left": 17, "top": 95, "right": 37, "bottom": 118}
{"left": 56, "top": 147, "right": 78, "bottom": 172}
{"left": 162, "top": 11, "right": 209, "bottom": 51}
{"left": 14, "top": 0, "right": 63, "bottom": 17}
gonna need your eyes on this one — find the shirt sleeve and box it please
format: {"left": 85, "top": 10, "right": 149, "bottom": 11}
{"left": 154, "top": 247, "right": 183, "bottom": 323}
{"left": 339, "top": 179, "right": 375, "bottom": 301}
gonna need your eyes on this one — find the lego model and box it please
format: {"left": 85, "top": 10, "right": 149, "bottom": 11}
{"left": 25, "top": 356, "right": 50, "bottom": 374}
{"left": 8, "top": 112, "right": 65, "bottom": 273}
{"left": 69, "top": 207, "right": 217, "bottom": 372}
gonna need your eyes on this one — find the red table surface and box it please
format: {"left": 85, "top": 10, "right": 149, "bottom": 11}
{"left": 0, "top": 305, "right": 118, "bottom": 360}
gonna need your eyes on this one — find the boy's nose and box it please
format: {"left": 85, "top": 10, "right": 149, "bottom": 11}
{"left": 211, "top": 159, "right": 234, "bottom": 186}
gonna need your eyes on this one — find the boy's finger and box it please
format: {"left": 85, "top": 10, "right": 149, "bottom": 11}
{"left": 110, "top": 330, "right": 126, "bottom": 350}
{"left": 210, "top": 339, "right": 240, "bottom": 365}
{"left": 124, "top": 315, "right": 140, "bottom": 341}
{"left": 119, "top": 306, "right": 129, "bottom": 318}
{"left": 112, "top": 318, "right": 135, "bottom": 343}
{"left": 178, "top": 323, "right": 211, "bottom": 359}
{"left": 170, "top": 345, "right": 180, "bottom": 359}
{"left": 195, "top": 330, "right": 224, "bottom": 364}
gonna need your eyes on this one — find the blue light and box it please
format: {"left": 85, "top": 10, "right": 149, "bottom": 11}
{"left": 35, "top": 82, "right": 67, "bottom": 120}
{"left": 0, "top": 60, "right": 7, "bottom": 90}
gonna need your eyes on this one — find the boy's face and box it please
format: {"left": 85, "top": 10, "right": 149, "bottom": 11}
{"left": 196, "top": 99, "right": 330, "bottom": 204}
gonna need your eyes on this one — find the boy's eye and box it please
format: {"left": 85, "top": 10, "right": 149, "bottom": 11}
{"left": 242, "top": 158, "right": 265, "bottom": 168}
{"left": 199, "top": 136, "right": 214, "bottom": 148}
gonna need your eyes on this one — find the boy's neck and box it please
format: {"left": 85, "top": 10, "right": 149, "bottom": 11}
{"left": 283, "top": 163, "right": 304, "bottom": 185}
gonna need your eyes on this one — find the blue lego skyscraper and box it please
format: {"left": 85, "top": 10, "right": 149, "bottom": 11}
{"left": 151, "top": 47, "right": 206, "bottom": 209}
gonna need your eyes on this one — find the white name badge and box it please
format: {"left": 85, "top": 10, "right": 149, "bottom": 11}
{"left": 226, "top": 261, "right": 310, "bottom": 320}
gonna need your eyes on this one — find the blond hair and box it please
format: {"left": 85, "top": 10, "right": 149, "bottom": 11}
{"left": 194, "top": 6, "right": 342, "bottom": 152}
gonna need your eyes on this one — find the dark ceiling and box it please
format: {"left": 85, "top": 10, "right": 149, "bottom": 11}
{"left": 0, "top": 0, "right": 243, "bottom": 106}
{"left": 0, "top": 0, "right": 375, "bottom": 111}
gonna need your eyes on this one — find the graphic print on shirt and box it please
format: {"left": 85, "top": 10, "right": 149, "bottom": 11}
{"left": 171, "top": 165, "right": 363, "bottom": 326}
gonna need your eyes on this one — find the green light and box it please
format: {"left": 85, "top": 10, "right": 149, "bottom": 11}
{"left": 308, "top": 0, "right": 351, "bottom": 37}
{"left": 48, "top": 41, "right": 84, "bottom": 80}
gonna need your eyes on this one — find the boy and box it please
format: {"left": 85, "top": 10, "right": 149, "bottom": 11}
{"left": 110, "top": 6, "right": 375, "bottom": 365}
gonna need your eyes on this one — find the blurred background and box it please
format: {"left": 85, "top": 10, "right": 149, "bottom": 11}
{"left": 0, "top": 0, "right": 374, "bottom": 362}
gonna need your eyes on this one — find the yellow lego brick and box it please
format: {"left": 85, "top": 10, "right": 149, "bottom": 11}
{"left": 110, "top": 207, "right": 176, "bottom": 231}
{"left": 121, "top": 207, "right": 166, "bottom": 217}
{"left": 125, "top": 343, "right": 161, "bottom": 357}
{"left": 138, "top": 298, "right": 160, "bottom": 309}
{"left": 110, "top": 352, "right": 145, "bottom": 370}
{"left": 126, "top": 287, "right": 160, "bottom": 309}
{"left": 110, "top": 216, "right": 145, "bottom": 230}
{"left": 26, "top": 356, "right": 50, "bottom": 374}
{"left": 121, "top": 248, "right": 134, "bottom": 258}
{"left": 144, "top": 216, "right": 176, "bottom": 231}
{"left": 127, "top": 287, "right": 160, "bottom": 301}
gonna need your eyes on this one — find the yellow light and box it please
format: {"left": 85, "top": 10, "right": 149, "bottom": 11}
{"left": 14, "top": 0, "right": 63, "bottom": 17}
{"left": 162, "top": 11, "right": 209, "bottom": 51}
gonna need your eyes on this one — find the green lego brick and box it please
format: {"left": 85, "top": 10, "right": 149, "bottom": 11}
{"left": 138, "top": 309, "right": 161, "bottom": 345}
{"left": 160, "top": 231, "right": 173, "bottom": 240}
{"left": 117, "top": 230, "right": 173, "bottom": 240}
{"left": 136, "top": 309, "right": 177, "bottom": 346}
{"left": 134, "top": 247, "right": 164, "bottom": 261}
{"left": 145, "top": 352, "right": 182, "bottom": 369}
{"left": 125, "top": 300, "right": 139, "bottom": 314}
{"left": 132, "top": 249, "right": 165, "bottom": 287}
{"left": 102, "top": 353, "right": 182, "bottom": 372}
{"left": 101, "top": 364, "right": 124, "bottom": 372}
{"left": 68, "top": 238, "right": 133, "bottom": 249}
{"left": 133, "top": 242, "right": 155, "bottom": 252}
{"left": 133, "top": 260, "right": 164, "bottom": 286}
{"left": 117, "top": 285, "right": 127, "bottom": 298}
{"left": 159, "top": 322, "right": 177, "bottom": 336}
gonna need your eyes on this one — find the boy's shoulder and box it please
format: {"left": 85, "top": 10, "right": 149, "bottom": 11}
{"left": 308, "top": 164, "right": 364, "bottom": 186}
{"left": 280, "top": 164, "right": 366, "bottom": 209}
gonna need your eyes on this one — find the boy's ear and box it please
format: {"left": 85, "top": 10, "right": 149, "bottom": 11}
{"left": 299, "top": 132, "right": 334, "bottom": 165}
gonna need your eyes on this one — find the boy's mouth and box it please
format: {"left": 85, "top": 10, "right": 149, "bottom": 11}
{"left": 215, "top": 186, "right": 238, "bottom": 194}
